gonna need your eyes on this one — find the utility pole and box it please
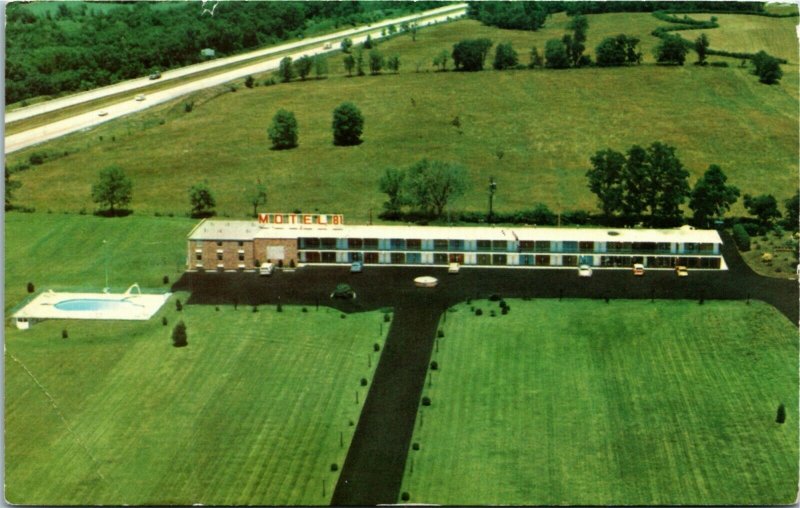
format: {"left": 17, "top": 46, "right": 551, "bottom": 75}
{"left": 488, "top": 176, "right": 497, "bottom": 220}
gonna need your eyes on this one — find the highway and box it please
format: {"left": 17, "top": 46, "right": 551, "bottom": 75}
{"left": 5, "top": 3, "right": 467, "bottom": 154}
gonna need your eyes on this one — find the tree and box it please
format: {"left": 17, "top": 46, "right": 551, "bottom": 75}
{"left": 621, "top": 145, "right": 652, "bottom": 220}
{"left": 452, "top": 38, "right": 493, "bottom": 71}
{"left": 694, "top": 33, "right": 709, "bottom": 65}
{"left": 343, "top": 54, "right": 355, "bottom": 76}
{"left": 647, "top": 142, "right": 690, "bottom": 223}
{"left": 363, "top": 34, "right": 373, "bottom": 49}
{"left": 91, "top": 165, "right": 132, "bottom": 215}
{"left": 404, "top": 159, "right": 468, "bottom": 218}
{"left": 566, "top": 15, "right": 588, "bottom": 66}
{"left": 528, "top": 46, "right": 543, "bottom": 68}
{"left": 751, "top": 50, "right": 783, "bottom": 84}
{"left": 268, "top": 109, "right": 298, "bottom": 150}
{"left": 655, "top": 34, "right": 688, "bottom": 65}
{"left": 341, "top": 37, "right": 353, "bottom": 53}
{"left": 244, "top": 75, "right": 255, "bottom": 88}
{"left": 5, "top": 167, "right": 21, "bottom": 211}
{"left": 776, "top": 403, "right": 786, "bottom": 424}
{"left": 743, "top": 193, "right": 781, "bottom": 227}
{"left": 189, "top": 183, "right": 216, "bottom": 218}
{"left": 433, "top": 50, "right": 449, "bottom": 71}
{"left": 387, "top": 55, "right": 400, "bottom": 73}
{"left": 544, "top": 38, "right": 570, "bottom": 69}
{"left": 379, "top": 167, "right": 407, "bottom": 216}
{"left": 278, "top": 56, "right": 294, "bottom": 82}
{"left": 313, "top": 55, "right": 328, "bottom": 79}
{"left": 332, "top": 102, "right": 364, "bottom": 146}
{"left": 783, "top": 191, "right": 799, "bottom": 232}
{"left": 369, "top": 49, "right": 384, "bottom": 74}
{"left": 688, "top": 165, "right": 739, "bottom": 227}
{"left": 596, "top": 35, "right": 640, "bottom": 67}
{"left": 246, "top": 181, "right": 267, "bottom": 218}
{"left": 172, "top": 320, "right": 188, "bottom": 348}
{"left": 294, "top": 55, "right": 313, "bottom": 81}
{"left": 355, "top": 48, "right": 365, "bottom": 76}
{"left": 493, "top": 42, "right": 518, "bottom": 70}
{"left": 586, "top": 149, "right": 626, "bottom": 219}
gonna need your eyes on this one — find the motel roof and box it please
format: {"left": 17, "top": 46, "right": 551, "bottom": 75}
{"left": 188, "top": 220, "right": 724, "bottom": 244}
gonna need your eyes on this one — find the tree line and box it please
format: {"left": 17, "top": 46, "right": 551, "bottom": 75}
{"left": 6, "top": 1, "right": 439, "bottom": 104}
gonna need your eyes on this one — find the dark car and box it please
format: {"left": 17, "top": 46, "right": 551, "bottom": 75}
{"left": 149, "top": 72, "right": 162, "bottom": 80}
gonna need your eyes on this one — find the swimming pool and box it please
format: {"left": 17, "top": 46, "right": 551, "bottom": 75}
{"left": 54, "top": 298, "right": 144, "bottom": 312}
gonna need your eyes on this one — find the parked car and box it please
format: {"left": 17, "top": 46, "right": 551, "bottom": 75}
{"left": 259, "top": 262, "right": 274, "bottom": 276}
{"left": 331, "top": 283, "right": 356, "bottom": 299}
{"left": 97, "top": 110, "right": 109, "bottom": 117}
{"left": 323, "top": 42, "right": 332, "bottom": 49}
{"left": 578, "top": 265, "right": 593, "bottom": 277}
{"left": 448, "top": 262, "right": 460, "bottom": 274}
{"left": 350, "top": 261, "right": 363, "bottom": 273}
{"left": 675, "top": 265, "right": 689, "bottom": 277}
{"left": 633, "top": 263, "right": 645, "bottom": 276}
{"left": 135, "top": 94, "right": 146, "bottom": 101}
{"left": 149, "top": 72, "right": 161, "bottom": 80}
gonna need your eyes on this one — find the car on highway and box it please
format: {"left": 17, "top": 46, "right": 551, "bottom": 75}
{"left": 97, "top": 110, "right": 109, "bottom": 117}
{"left": 135, "top": 94, "right": 146, "bottom": 101}
{"left": 578, "top": 264, "right": 593, "bottom": 277}
{"left": 675, "top": 265, "right": 689, "bottom": 277}
{"left": 149, "top": 72, "right": 162, "bottom": 80}
{"left": 350, "top": 261, "right": 363, "bottom": 273}
{"left": 633, "top": 263, "right": 645, "bottom": 276}
{"left": 323, "top": 42, "right": 332, "bottom": 49}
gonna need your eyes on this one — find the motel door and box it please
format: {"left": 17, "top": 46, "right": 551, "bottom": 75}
{"left": 578, "top": 255, "right": 593, "bottom": 266}
{"left": 449, "top": 254, "right": 464, "bottom": 264}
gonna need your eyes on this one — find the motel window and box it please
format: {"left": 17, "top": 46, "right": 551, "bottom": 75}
{"left": 476, "top": 254, "right": 491, "bottom": 265}
{"left": 407, "top": 239, "right": 421, "bottom": 250}
{"left": 238, "top": 253, "right": 245, "bottom": 261}
{"left": 534, "top": 241, "right": 551, "bottom": 252}
{"left": 520, "top": 254, "right": 534, "bottom": 265}
{"left": 363, "top": 238, "right": 379, "bottom": 249}
{"left": 492, "top": 254, "right": 507, "bottom": 265}
{"left": 683, "top": 243, "right": 698, "bottom": 252}
{"left": 301, "top": 238, "right": 320, "bottom": 249}
{"left": 305, "top": 252, "right": 321, "bottom": 263}
{"left": 562, "top": 255, "right": 578, "bottom": 266}
{"left": 633, "top": 242, "right": 656, "bottom": 252}
{"left": 492, "top": 241, "right": 508, "bottom": 252}
{"left": 364, "top": 252, "right": 379, "bottom": 264}
{"left": 196, "top": 253, "right": 202, "bottom": 261}
{"left": 433, "top": 253, "right": 448, "bottom": 264}
{"left": 390, "top": 239, "right": 406, "bottom": 250}
{"left": 217, "top": 253, "right": 223, "bottom": 261}
{"left": 562, "top": 241, "right": 578, "bottom": 253}
{"left": 449, "top": 240, "right": 464, "bottom": 251}
{"left": 449, "top": 253, "right": 464, "bottom": 264}
{"left": 535, "top": 255, "right": 550, "bottom": 266}
{"left": 606, "top": 242, "right": 623, "bottom": 252}
{"left": 238, "top": 241, "right": 244, "bottom": 247}
{"left": 322, "top": 252, "right": 337, "bottom": 263}
{"left": 216, "top": 241, "right": 223, "bottom": 247}
{"left": 519, "top": 241, "right": 534, "bottom": 252}
{"left": 477, "top": 240, "right": 491, "bottom": 251}
{"left": 391, "top": 252, "right": 406, "bottom": 264}
{"left": 434, "top": 239, "right": 448, "bottom": 251}
{"left": 699, "top": 243, "right": 714, "bottom": 253}
{"left": 579, "top": 241, "right": 594, "bottom": 253}
{"left": 657, "top": 242, "right": 671, "bottom": 252}
{"left": 321, "top": 238, "right": 337, "bottom": 249}
{"left": 406, "top": 253, "right": 421, "bottom": 264}
{"left": 348, "top": 238, "right": 363, "bottom": 249}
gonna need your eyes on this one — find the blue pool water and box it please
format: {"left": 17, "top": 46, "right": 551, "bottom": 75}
{"left": 54, "top": 299, "right": 141, "bottom": 312}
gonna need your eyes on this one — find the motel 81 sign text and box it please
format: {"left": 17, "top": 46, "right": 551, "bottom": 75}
{"left": 258, "top": 213, "right": 344, "bottom": 226}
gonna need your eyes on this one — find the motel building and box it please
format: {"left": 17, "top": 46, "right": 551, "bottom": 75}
{"left": 186, "top": 213, "right": 726, "bottom": 272}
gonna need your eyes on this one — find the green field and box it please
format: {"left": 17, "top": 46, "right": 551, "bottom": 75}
{"left": 5, "top": 214, "right": 388, "bottom": 505}
{"left": 8, "top": 13, "right": 798, "bottom": 223}
{"left": 402, "top": 299, "right": 798, "bottom": 505}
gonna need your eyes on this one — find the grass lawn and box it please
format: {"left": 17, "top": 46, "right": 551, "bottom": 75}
{"left": 401, "top": 299, "right": 798, "bottom": 505}
{"left": 7, "top": 14, "right": 797, "bottom": 223}
{"left": 5, "top": 213, "right": 389, "bottom": 504}
{"left": 742, "top": 229, "right": 799, "bottom": 279}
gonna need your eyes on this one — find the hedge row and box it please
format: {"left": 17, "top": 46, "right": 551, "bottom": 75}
{"left": 732, "top": 223, "right": 751, "bottom": 251}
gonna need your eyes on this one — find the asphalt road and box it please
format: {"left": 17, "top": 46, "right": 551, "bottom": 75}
{"left": 172, "top": 232, "right": 797, "bottom": 505}
{"left": 5, "top": 3, "right": 467, "bottom": 154}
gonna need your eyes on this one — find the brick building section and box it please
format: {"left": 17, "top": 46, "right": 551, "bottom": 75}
{"left": 254, "top": 238, "right": 298, "bottom": 267}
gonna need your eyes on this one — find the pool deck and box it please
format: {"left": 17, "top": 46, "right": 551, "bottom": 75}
{"left": 12, "top": 290, "right": 171, "bottom": 322}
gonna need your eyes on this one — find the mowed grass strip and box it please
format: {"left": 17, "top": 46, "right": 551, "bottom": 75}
{"left": 402, "top": 299, "right": 798, "bottom": 505}
{"left": 5, "top": 303, "right": 387, "bottom": 505}
{"left": 8, "top": 15, "right": 798, "bottom": 222}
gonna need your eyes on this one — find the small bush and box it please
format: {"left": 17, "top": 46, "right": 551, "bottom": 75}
{"left": 430, "top": 361, "right": 438, "bottom": 370}
{"left": 421, "top": 396, "right": 431, "bottom": 406}
{"left": 341, "top": 314, "right": 346, "bottom": 319}
{"left": 490, "top": 310, "right": 496, "bottom": 317}
{"left": 401, "top": 492, "right": 410, "bottom": 502}
{"left": 777, "top": 403, "right": 786, "bottom": 424}
{"left": 162, "top": 316, "right": 168, "bottom": 326}
{"left": 175, "top": 299, "right": 183, "bottom": 312}
{"left": 475, "top": 308, "right": 483, "bottom": 316}
{"left": 373, "top": 343, "right": 381, "bottom": 352}
{"left": 252, "top": 305, "right": 258, "bottom": 313}
{"left": 412, "top": 442, "right": 420, "bottom": 451}
{"left": 330, "top": 463, "right": 338, "bottom": 472}
{"left": 360, "top": 378, "right": 368, "bottom": 387}
{"left": 437, "top": 329, "right": 444, "bottom": 338}
{"left": 184, "top": 102, "right": 194, "bottom": 113}
{"left": 489, "top": 294, "right": 501, "bottom": 301}
{"left": 277, "top": 303, "right": 283, "bottom": 312}
{"left": 732, "top": 224, "right": 751, "bottom": 251}
{"left": 172, "top": 321, "right": 188, "bottom": 348}
{"left": 349, "top": 419, "right": 355, "bottom": 426}
{"left": 26, "top": 282, "right": 35, "bottom": 293}
{"left": 384, "top": 313, "right": 391, "bottom": 322}
{"left": 215, "top": 306, "right": 220, "bottom": 311}
{"left": 162, "top": 275, "right": 169, "bottom": 284}
{"left": 302, "top": 307, "right": 308, "bottom": 313}
{"left": 501, "top": 307, "right": 508, "bottom": 315}
{"left": 62, "top": 329, "right": 68, "bottom": 339}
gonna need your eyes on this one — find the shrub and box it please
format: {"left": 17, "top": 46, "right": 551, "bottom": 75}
{"left": 302, "top": 307, "right": 308, "bottom": 313}
{"left": 490, "top": 310, "right": 496, "bottom": 317}
{"left": 383, "top": 313, "right": 391, "bottom": 322}
{"left": 172, "top": 321, "right": 188, "bottom": 347}
{"left": 430, "top": 361, "right": 438, "bottom": 370}
{"left": 360, "top": 378, "right": 368, "bottom": 386}
{"left": 437, "top": 329, "right": 444, "bottom": 338}
{"left": 277, "top": 303, "right": 282, "bottom": 312}
{"left": 330, "top": 463, "right": 339, "bottom": 472}
{"left": 215, "top": 306, "right": 220, "bottom": 311}
{"left": 62, "top": 329, "right": 68, "bottom": 339}
{"left": 244, "top": 75, "right": 255, "bottom": 88}
{"left": 374, "top": 343, "right": 381, "bottom": 352}
{"left": 732, "top": 223, "right": 751, "bottom": 251}
{"left": 184, "top": 102, "right": 194, "bottom": 113}
{"left": 421, "top": 396, "right": 431, "bottom": 406}
{"left": 709, "top": 61, "right": 729, "bottom": 67}
{"left": 777, "top": 403, "right": 786, "bottom": 424}
{"left": 162, "top": 316, "right": 168, "bottom": 326}
{"left": 501, "top": 307, "right": 509, "bottom": 315}
{"left": 412, "top": 442, "right": 420, "bottom": 451}
{"left": 475, "top": 308, "right": 483, "bottom": 316}
{"left": 163, "top": 275, "right": 169, "bottom": 284}
{"left": 401, "top": 492, "right": 410, "bottom": 502}
{"left": 489, "top": 294, "right": 501, "bottom": 301}
{"left": 29, "top": 152, "right": 45, "bottom": 165}
{"left": 175, "top": 299, "right": 183, "bottom": 311}
{"left": 26, "top": 282, "right": 34, "bottom": 293}
{"left": 341, "top": 314, "right": 346, "bottom": 319}
{"left": 252, "top": 305, "right": 258, "bottom": 313}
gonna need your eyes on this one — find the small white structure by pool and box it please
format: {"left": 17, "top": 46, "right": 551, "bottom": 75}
{"left": 12, "top": 284, "right": 171, "bottom": 330}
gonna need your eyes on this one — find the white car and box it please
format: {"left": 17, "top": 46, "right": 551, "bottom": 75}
{"left": 259, "top": 262, "right": 274, "bottom": 276}
{"left": 578, "top": 265, "right": 593, "bottom": 277}
{"left": 633, "top": 263, "right": 645, "bottom": 276}
{"left": 98, "top": 110, "right": 109, "bottom": 117}
{"left": 448, "top": 262, "right": 460, "bottom": 274}
{"left": 135, "top": 94, "right": 146, "bottom": 101}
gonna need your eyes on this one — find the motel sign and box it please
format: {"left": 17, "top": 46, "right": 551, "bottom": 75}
{"left": 258, "top": 213, "right": 344, "bottom": 226}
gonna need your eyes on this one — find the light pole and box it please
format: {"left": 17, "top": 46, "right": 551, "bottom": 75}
{"left": 488, "top": 176, "right": 497, "bottom": 220}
